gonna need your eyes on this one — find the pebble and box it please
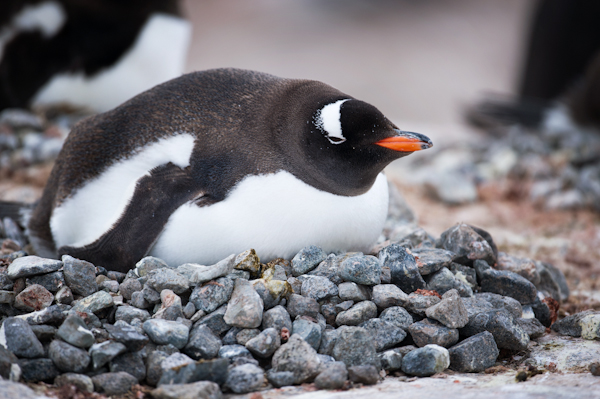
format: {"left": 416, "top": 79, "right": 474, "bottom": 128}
{"left": 332, "top": 326, "right": 379, "bottom": 368}
{"left": 251, "top": 278, "right": 290, "bottom": 310}
{"left": 378, "top": 244, "right": 426, "bottom": 293}
{"left": 405, "top": 291, "right": 441, "bottom": 317}
{"left": 450, "top": 263, "right": 478, "bottom": 288}
{"left": 338, "top": 282, "right": 370, "bottom": 302}
{"left": 178, "top": 254, "right": 235, "bottom": 285}
{"left": 159, "top": 358, "right": 228, "bottom": 386}
{"left": 448, "top": 331, "right": 499, "bottom": 372}
{"left": 427, "top": 267, "right": 473, "bottom": 297}
{"left": 26, "top": 271, "right": 65, "bottom": 293}
{"left": 408, "top": 318, "right": 459, "bottom": 348}
{"left": 340, "top": 255, "right": 381, "bottom": 286}
{"left": 72, "top": 290, "right": 114, "bottom": 313}
{"left": 348, "top": 364, "right": 379, "bottom": 385}
{"left": 292, "top": 319, "right": 321, "bottom": 350}
{"left": 110, "top": 351, "right": 146, "bottom": 382}
{"left": 30, "top": 324, "right": 57, "bottom": 342}
{"left": 135, "top": 256, "right": 170, "bottom": 277}
{"left": 460, "top": 309, "right": 529, "bottom": 351}
{"left": 437, "top": 224, "right": 496, "bottom": 266}
{"left": 371, "top": 284, "right": 408, "bottom": 309}
{"left": 301, "top": 275, "right": 338, "bottom": 300}
{"left": 379, "top": 306, "right": 413, "bottom": 329}
{"left": 18, "top": 358, "right": 59, "bottom": 382}
{"left": 266, "top": 369, "right": 296, "bottom": 388}
{"left": 314, "top": 361, "right": 348, "bottom": 390}
{"left": 0, "top": 273, "right": 14, "bottom": 290}
{"left": 474, "top": 292, "right": 523, "bottom": 319}
{"left": 55, "top": 286, "right": 73, "bottom": 304}
{"left": 151, "top": 381, "right": 222, "bottom": 399}
{"left": 62, "top": 255, "right": 98, "bottom": 296}
{"left": 291, "top": 245, "right": 327, "bottom": 276}
{"left": 92, "top": 372, "right": 138, "bottom": 396}
{"left": 233, "top": 249, "right": 262, "bottom": 277}
{"left": 379, "top": 348, "right": 403, "bottom": 371}
{"left": 14, "top": 284, "right": 53, "bottom": 312}
{"left": 4, "top": 317, "right": 44, "bottom": 358}
{"left": 360, "top": 318, "right": 407, "bottom": 351}
{"left": 143, "top": 285, "right": 161, "bottom": 304}
{"left": 262, "top": 305, "right": 293, "bottom": 332}
{"left": 218, "top": 345, "right": 252, "bottom": 362}
{"left": 236, "top": 328, "right": 261, "bottom": 345}
{"left": 245, "top": 327, "right": 281, "bottom": 358}
{"left": 16, "top": 304, "right": 66, "bottom": 325}
{"left": 6, "top": 255, "right": 62, "bottom": 279}
{"left": 184, "top": 324, "right": 222, "bottom": 360}
{"left": 307, "top": 254, "right": 344, "bottom": 284}
{"left": 89, "top": 341, "right": 127, "bottom": 369}
{"left": 56, "top": 313, "right": 95, "bottom": 348}
{"left": 336, "top": 300, "right": 377, "bottom": 326}
{"left": 104, "top": 323, "right": 149, "bottom": 351}
{"left": 143, "top": 319, "right": 190, "bottom": 349}
{"left": 226, "top": 363, "right": 265, "bottom": 393}
{"left": 48, "top": 339, "right": 90, "bottom": 373}
{"left": 401, "top": 344, "right": 450, "bottom": 377}
{"left": 190, "top": 277, "right": 234, "bottom": 314}
{"left": 477, "top": 261, "right": 538, "bottom": 305}
{"left": 412, "top": 248, "right": 454, "bottom": 275}
{"left": 223, "top": 278, "right": 263, "bottom": 328}
{"left": 425, "top": 289, "right": 469, "bottom": 328}
{"left": 119, "top": 278, "right": 142, "bottom": 300}
{"left": 146, "top": 351, "right": 169, "bottom": 386}
{"left": 271, "top": 334, "right": 321, "bottom": 384}
{"left": 197, "top": 305, "right": 231, "bottom": 336}
{"left": 318, "top": 329, "right": 339, "bottom": 356}
{"left": 54, "top": 373, "right": 94, "bottom": 393}
{"left": 580, "top": 313, "right": 600, "bottom": 340}
{"left": 115, "top": 304, "right": 150, "bottom": 323}
{"left": 147, "top": 268, "right": 189, "bottom": 294}
{"left": 516, "top": 317, "right": 546, "bottom": 339}
{"left": 286, "top": 293, "right": 320, "bottom": 319}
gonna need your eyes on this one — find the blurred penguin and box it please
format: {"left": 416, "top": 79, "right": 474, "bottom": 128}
{"left": 0, "top": 0, "right": 191, "bottom": 112}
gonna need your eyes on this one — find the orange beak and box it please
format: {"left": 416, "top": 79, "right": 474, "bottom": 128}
{"left": 374, "top": 130, "right": 433, "bottom": 152}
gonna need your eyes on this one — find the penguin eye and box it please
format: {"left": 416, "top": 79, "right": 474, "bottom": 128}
{"left": 326, "top": 136, "right": 346, "bottom": 144}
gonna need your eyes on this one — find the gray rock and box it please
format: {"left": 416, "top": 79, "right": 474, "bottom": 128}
{"left": 136, "top": 256, "right": 170, "bottom": 276}
{"left": 449, "top": 263, "right": 478, "bottom": 289}
{"left": 516, "top": 317, "right": 546, "bottom": 339}
{"left": 291, "top": 319, "right": 321, "bottom": 351}
{"left": 301, "top": 276, "right": 338, "bottom": 301}
{"left": 378, "top": 244, "right": 425, "bottom": 293}
{"left": 233, "top": 249, "right": 261, "bottom": 278}
{"left": 286, "top": 293, "right": 320, "bottom": 319}
{"left": 262, "top": 305, "right": 292, "bottom": 332}
{"left": 408, "top": 318, "right": 459, "bottom": 348}
{"left": 101, "top": 279, "right": 119, "bottom": 293}
{"left": 332, "top": 326, "right": 379, "bottom": 368}
{"left": 271, "top": 334, "right": 321, "bottom": 384}
{"left": 379, "top": 306, "right": 413, "bottom": 329}
{"left": 348, "top": 364, "right": 379, "bottom": 385}
{"left": 236, "top": 328, "right": 260, "bottom": 345}
{"left": 246, "top": 327, "right": 281, "bottom": 358}
{"left": 55, "top": 286, "right": 73, "bottom": 304}
{"left": 110, "top": 351, "right": 146, "bottom": 382}
{"left": 142, "top": 285, "right": 161, "bottom": 304}
{"left": 115, "top": 304, "right": 150, "bottom": 323}
{"left": 185, "top": 324, "right": 222, "bottom": 360}
{"left": 308, "top": 254, "right": 345, "bottom": 284}
{"left": 0, "top": 290, "right": 15, "bottom": 306}
{"left": 154, "top": 290, "right": 184, "bottom": 321}
{"left": 425, "top": 289, "right": 469, "bottom": 328}
{"left": 474, "top": 292, "right": 523, "bottom": 319}
{"left": 223, "top": 278, "right": 263, "bottom": 328}
{"left": 292, "top": 245, "right": 327, "bottom": 276}
{"left": 460, "top": 309, "right": 529, "bottom": 351}
{"left": 151, "top": 381, "right": 222, "bottom": 399}
{"left": 143, "top": 319, "right": 190, "bottom": 349}
{"left": 89, "top": 341, "right": 127, "bottom": 369}
{"left": 336, "top": 300, "right": 377, "bottom": 326}
{"left": 314, "top": 361, "right": 348, "bottom": 390}
{"left": 146, "top": 351, "right": 169, "bottom": 386}
{"left": 105, "top": 323, "right": 149, "bottom": 351}
{"left": 56, "top": 313, "right": 95, "bottom": 348}
{"left": 190, "top": 277, "right": 234, "bottom": 314}
{"left": 427, "top": 267, "right": 473, "bottom": 297}
{"left": 183, "top": 301, "right": 196, "bottom": 318}
{"left": 30, "top": 324, "right": 57, "bottom": 342}
{"left": 158, "top": 358, "right": 228, "bottom": 386}
{"left": 178, "top": 255, "right": 235, "bottom": 285}
{"left": 218, "top": 344, "right": 252, "bottom": 362}
{"left": 401, "top": 344, "right": 450, "bottom": 377}
{"left": 15, "top": 304, "right": 66, "bottom": 325}
{"left": 266, "top": 369, "right": 296, "bottom": 388}
{"left": 580, "top": 313, "right": 600, "bottom": 340}
{"left": 4, "top": 317, "right": 44, "bottom": 358}
{"left": 119, "top": 278, "right": 142, "bottom": 300}
{"left": 437, "top": 224, "right": 496, "bottom": 266}
{"left": 251, "top": 278, "right": 291, "bottom": 310}
{"left": 92, "top": 372, "right": 138, "bottom": 396}
{"left": 318, "top": 329, "right": 339, "bottom": 356}
{"left": 62, "top": 255, "right": 98, "bottom": 296}
{"left": 7, "top": 255, "right": 62, "bottom": 279}
{"left": 54, "top": 373, "right": 94, "bottom": 393}
{"left": 26, "top": 271, "right": 65, "bottom": 293}
{"left": 379, "top": 348, "right": 403, "bottom": 371}
{"left": 338, "top": 282, "right": 370, "bottom": 302}
{"left": 496, "top": 252, "right": 540, "bottom": 285}
{"left": 14, "top": 284, "right": 53, "bottom": 312}
{"left": 552, "top": 310, "right": 599, "bottom": 337}
{"left": 360, "top": 318, "right": 407, "bottom": 351}
{"left": 0, "top": 273, "right": 14, "bottom": 290}
{"left": 196, "top": 305, "right": 231, "bottom": 336}
{"left": 72, "top": 290, "right": 114, "bottom": 313}
{"left": 340, "top": 255, "right": 381, "bottom": 286}
{"left": 477, "top": 261, "right": 538, "bottom": 305}
{"left": 412, "top": 248, "right": 455, "bottom": 275}
{"left": 405, "top": 291, "right": 441, "bottom": 317}
{"left": 448, "top": 331, "right": 499, "bottom": 372}
{"left": 161, "top": 353, "right": 195, "bottom": 372}
{"left": 48, "top": 339, "right": 90, "bottom": 372}
{"left": 371, "top": 284, "right": 408, "bottom": 309}
{"left": 18, "top": 358, "right": 59, "bottom": 382}
{"left": 539, "top": 261, "right": 569, "bottom": 302}
{"left": 147, "top": 268, "right": 189, "bottom": 294}
{"left": 425, "top": 171, "right": 477, "bottom": 205}
{"left": 226, "top": 363, "right": 264, "bottom": 393}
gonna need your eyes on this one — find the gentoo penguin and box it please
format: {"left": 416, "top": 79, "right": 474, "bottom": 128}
{"left": 0, "top": 0, "right": 190, "bottom": 112}
{"left": 24, "top": 68, "right": 432, "bottom": 272}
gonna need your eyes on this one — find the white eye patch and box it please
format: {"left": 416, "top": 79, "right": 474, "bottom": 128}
{"left": 315, "top": 99, "right": 350, "bottom": 144}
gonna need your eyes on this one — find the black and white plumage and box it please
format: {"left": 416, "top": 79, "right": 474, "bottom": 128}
{"left": 0, "top": 0, "right": 190, "bottom": 112}
{"left": 25, "top": 68, "right": 432, "bottom": 272}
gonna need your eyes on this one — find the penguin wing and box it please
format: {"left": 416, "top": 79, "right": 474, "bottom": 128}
{"left": 57, "top": 162, "right": 205, "bottom": 272}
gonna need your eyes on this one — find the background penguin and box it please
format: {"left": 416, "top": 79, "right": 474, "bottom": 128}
{"left": 0, "top": 0, "right": 190, "bottom": 112}
{"left": 20, "top": 68, "right": 432, "bottom": 272}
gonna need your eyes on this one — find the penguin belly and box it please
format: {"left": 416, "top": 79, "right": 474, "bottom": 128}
{"left": 149, "top": 171, "right": 390, "bottom": 266}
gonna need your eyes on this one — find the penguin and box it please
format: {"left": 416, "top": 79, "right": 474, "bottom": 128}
{"left": 0, "top": 0, "right": 190, "bottom": 112}
{"left": 22, "top": 68, "right": 432, "bottom": 272}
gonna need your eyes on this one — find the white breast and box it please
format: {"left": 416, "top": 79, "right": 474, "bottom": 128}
{"left": 149, "top": 171, "right": 390, "bottom": 266}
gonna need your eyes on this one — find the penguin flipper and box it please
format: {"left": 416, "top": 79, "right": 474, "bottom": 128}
{"left": 58, "top": 162, "right": 203, "bottom": 272}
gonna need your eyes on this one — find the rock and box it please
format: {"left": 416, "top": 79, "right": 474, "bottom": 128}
{"left": 314, "top": 361, "right": 348, "bottom": 390}
{"left": 185, "top": 324, "right": 222, "bottom": 360}
{"left": 401, "top": 344, "right": 450, "bottom": 377}
{"left": 218, "top": 345, "right": 252, "bottom": 362}
{"left": 196, "top": 305, "right": 231, "bottom": 336}
{"left": 405, "top": 291, "right": 441, "bottom": 317}
{"left": 318, "top": 329, "right": 339, "bottom": 356}
{"left": 110, "top": 351, "right": 146, "bottom": 382}
{"left": 292, "top": 246, "right": 327, "bottom": 276}
{"left": 26, "top": 271, "right": 65, "bottom": 293}
{"left": 291, "top": 319, "right": 321, "bottom": 350}
{"left": 154, "top": 289, "right": 184, "bottom": 321}
{"left": 15, "top": 304, "right": 66, "bottom": 325}
{"left": 412, "top": 248, "right": 455, "bottom": 275}
{"left": 146, "top": 351, "right": 169, "bottom": 386}
{"left": 56, "top": 313, "right": 95, "bottom": 348}
{"left": 262, "top": 305, "right": 292, "bottom": 332}
{"left": 496, "top": 252, "right": 540, "bottom": 285}
{"left": 307, "top": 254, "right": 344, "bottom": 284}
{"left": 378, "top": 244, "right": 425, "bottom": 293}
{"left": 427, "top": 267, "right": 473, "bottom": 297}
{"left": 233, "top": 249, "right": 261, "bottom": 278}
{"left": 158, "top": 358, "right": 228, "bottom": 386}
{"left": 348, "top": 365, "right": 379, "bottom": 385}
{"left": 0, "top": 289, "right": 14, "bottom": 305}
{"left": 7, "top": 255, "right": 62, "bottom": 279}
{"left": 161, "top": 353, "right": 195, "bottom": 371}
{"left": 105, "top": 323, "right": 149, "bottom": 351}
{"left": 226, "top": 363, "right": 264, "bottom": 393}
{"left": 14, "top": 284, "right": 53, "bottom": 312}
{"left": 223, "top": 278, "right": 263, "bottom": 328}
{"left": 408, "top": 318, "right": 459, "bottom": 348}
{"left": 379, "top": 348, "right": 403, "bottom": 371}
{"left": 136, "top": 256, "right": 170, "bottom": 276}
{"left": 340, "top": 255, "right": 381, "bottom": 286}
{"left": 0, "top": 273, "right": 14, "bottom": 290}
{"left": 460, "top": 309, "right": 529, "bottom": 351}
{"left": 72, "top": 290, "right": 114, "bottom": 313}
{"left": 271, "top": 334, "right": 321, "bottom": 384}
{"left": 150, "top": 381, "right": 222, "bottom": 399}
{"left": 301, "top": 276, "right": 338, "bottom": 300}
{"left": 425, "top": 289, "right": 469, "bottom": 328}
{"left": 251, "top": 278, "right": 291, "bottom": 310}
{"left": 477, "top": 261, "right": 538, "bottom": 305}
{"left": 551, "top": 310, "right": 598, "bottom": 337}
{"left": 54, "top": 373, "right": 95, "bottom": 393}
{"left": 437, "top": 224, "right": 496, "bottom": 266}
{"left": 581, "top": 313, "right": 600, "bottom": 340}
{"left": 89, "top": 341, "right": 127, "bottom": 369}
{"left": 62, "top": 255, "right": 98, "bottom": 296}
{"left": 539, "top": 261, "right": 569, "bottom": 302}
{"left": 177, "top": 254, "right": 235, "bottom": 285}
{"left": 448, "top": 331, "right": 499, "bottom": 372}
{"left": 143, "top": 319, "right": 190, "bottom": 349}
{"left": 246, "top": 327, "right": 281, "bottom": 358}
{"left": 286, "top": 293, "right": 320, "bottom": 319}
{"left": 332, "top": 326, "right": 379, "bottom": 368}
{"left": 371, "top": 284, "right": 408, "bottom": 309}
{"left": 30, "top": 324, "right": 57, "bottom": 342}
{"left": 338, "top": 282, "right": 370, "bottom": 302}
{"left": 48, "top": 339, "right": 90, "bottom": 373}
{"left": 266, "top": 369, "right": 296, "bottom": 388}
{"left": 3, "top": 317, "right": 44, "bottom": 358}
{"left": 236, "top": 328, "right": 260, "bottom": 345}
{"left": 143, "top": 285, "right": 161, "bottom": 304}
{"left": 18, "top": 358, "right": 59, "bottom": 382}
{"left": 516, "top": 317, "right": 546, "bottom": 339}
{"left": 147, "top": 268, "right": 189, "bottom": 294}
{"left": 92, "top": 372, "right": 138, "bottom": 396}
{"left": 425, "top": 171, "right": 477, "bottom": 205}
{"left": 55, "top": 286, "right": 73, "bottom": 304}
{"left": 379, "top": 306, "right": 413, "bottom": 329}
{"left": 101, "top": 279, "right": 119, "bottom": 293}
{"left": 115, "top": 304, "right": 150, "bottom": 323}
{"left": 449, "top": 263, "right": 478, "bottom": 289}
{"left": 474, "top": 292, "right": 523, "bottom": 319}
{"left": 360, "top": 318, "right": 407, "bottom": 351}
{"left": 336, "top": 300, "right": 377, "bottom": 326}
{"left": 119, "top": 278, "right": 142, "bottom": 300}
{"left": 190, "top": 277, "right": 234, "bottom": 314}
